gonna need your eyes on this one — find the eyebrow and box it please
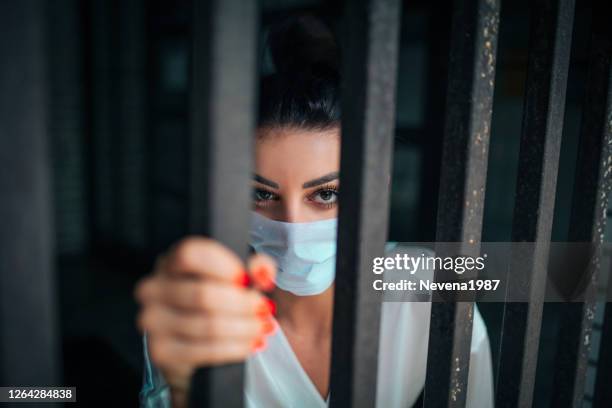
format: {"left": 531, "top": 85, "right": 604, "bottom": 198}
{"left": 302, "top": 172, "right": 340, "bottom": 188}
{"left": 253, "top": 171, "right": 340, "bottom": 190}
{"left": 253, "top": 174, "right": 279, "bottom": 189}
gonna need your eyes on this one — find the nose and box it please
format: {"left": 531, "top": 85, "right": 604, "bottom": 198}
{"left": 280, "top": 193, "right": 309, "bottom": 223}
{"left": 282, "top": 199, "right": 305, "bottom": 223}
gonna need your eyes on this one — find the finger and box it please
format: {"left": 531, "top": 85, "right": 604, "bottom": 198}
{"left": 138, "top": 305, "right": 276, "bottom": 341}
{"left": 247, "top": 253, "right": 277, "bottom": 292}
{"left": 139, "top": 277, "right": 275, "bottom": 317}
{"left": 165, "top": 237, "right": 248, "bottom": 285}
{"left": 134, "top": 275, "right": 159, "bottom": 305}
{"left": 149, "top": 336, "right": 265, "bottom": 366}
{"left": 134, "top": 256, "right": 171, "bottom": 303}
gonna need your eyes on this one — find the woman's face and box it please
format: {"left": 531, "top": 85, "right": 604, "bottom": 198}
{"left": 253, "top": 126, "right": 340, "bottom": 223}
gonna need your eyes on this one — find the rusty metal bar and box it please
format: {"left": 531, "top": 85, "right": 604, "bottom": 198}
{"left": 0, "top": 0, "right": 60, "bottom": 387}
{"left": 423, "top": 0, "right": 499, "bottom": 406}
{"left": 188, "top": 0, "right": 258, "bottom": 406}
{"left": 495, "top": 1, "right": 575, "bottom": 407}
{"left": 551, "top": 1, "right": 612, "bottom": 405}
{"left": 329, "top": 0, "right": 401, "bottom": 406}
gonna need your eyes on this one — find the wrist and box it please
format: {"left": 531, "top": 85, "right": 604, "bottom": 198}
{"left": 170, "top": 387, "right": 188, "bottom": 408}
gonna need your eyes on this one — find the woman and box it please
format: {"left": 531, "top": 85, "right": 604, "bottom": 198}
{"left": 136, "top": 16, "right": 494, "bottom": 408}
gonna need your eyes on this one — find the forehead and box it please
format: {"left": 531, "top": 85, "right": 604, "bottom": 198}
{"left": 255, "top": 127, "right": 340, "bottom": 183}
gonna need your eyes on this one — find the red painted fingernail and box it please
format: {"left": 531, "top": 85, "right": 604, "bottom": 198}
{"left": 265, "top": 298, "right": 276, "bottom": 316}
{"left": 251, "top": 337, "right": 267, "bottom": 353}
{"left": 255, "top": 298, "right": 276, "bottom": 317}
{"left": 255, "top": 300, "right": 269, "bottom": 317}
{"left": 233, "top": 270, "right": 251, "bottom": 287}
{"left": 253, "top": 266, "right": 275, "bottom": 291}
{"left": 261, "top": 319, "right": 277, "bottom": 335}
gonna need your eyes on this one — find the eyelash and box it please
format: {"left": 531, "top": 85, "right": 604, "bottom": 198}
{"left": 253, "top": 188, "right": 280, "bottom": 208}
{"left": 308, "top": 184, "right": 339, "bottom": 209}
{"left": 252, "top": 184, "right": 339, "bottom": 209}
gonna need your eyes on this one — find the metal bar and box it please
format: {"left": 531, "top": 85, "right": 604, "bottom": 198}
{"left": 495, "top": 1, "right": 574, "bottom": 407}
{"left": 423, "top": 0, "right": 499, "bottom": 406}
{"left": 117, "top": 0, "right": 147, "bottom": 249}
{"left": 188, "top": 0, "right": 258, "bottom": 407}
{"left": 90, "top": 0, "right": 114, "bottom": 242}
{"left": 0, "top": 0, "right": 60, "bottom": 388}
{"left": 417, "top": 6, "right": 452, "bottom": 242}
{"left": 329, "top": 0, "right": 401, "bottom": 406}
{"left": 48, "top": 0, "right": 88, "bottom": 256}
{"left": 551, "top": 1, "right": 612, "bottom": 406}
{"left": 593, "top": 287, "right": 612, "bottom": 406}
{"left": 109, "top": 0, "right": 122, "bottom": 246}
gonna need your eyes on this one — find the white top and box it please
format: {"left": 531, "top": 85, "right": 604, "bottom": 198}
{"left": 140, "top": 246, "right": 494, "bottom": 408}
{"left": 244, "top": 302, "right": 493, "bottom": 408}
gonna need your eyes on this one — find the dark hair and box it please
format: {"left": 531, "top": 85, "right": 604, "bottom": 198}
{"left": 258, "top": 16, "right": 341, "bottom": 131}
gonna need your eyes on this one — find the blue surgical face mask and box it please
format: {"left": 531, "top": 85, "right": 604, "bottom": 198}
{"left": 249, "top": 211, "right": 338, "bottom": 296}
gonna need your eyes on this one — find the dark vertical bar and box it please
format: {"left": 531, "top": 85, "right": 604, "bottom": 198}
{"left": 49, "top": 0, "right": 88, "bottom": 256}
{"left": 109, "top": 0, "right": 123, "bottom": 246}
{"left": 495, "top": 1, "right": 574, "bottom": 407}
{"left": 329, "top": 0, "right": 401, "bottom": 407}
{"left": 423, "top": 0, "right": 499, "bottom": 406}
{"left": 593, "top": 280, "right": 612, "bottom": 407}
{"left": 90, "top": 0, "right": 114, "bottom": 242}
{"left": 117, "top": 0, "right": 147, "bottom": 249}
{"left": 551, "top": 1, "right": 612, "bottom": 406}
{"left": 188, "top": 0, "right": 257, "bottom": 407}
{"left": 0, "top": 0, "right": 60, "bottom": 388}
{"left": 418, "top": 6, "right": 452, "bottom": 242}
{"left": 81, "top": 0, "right": 96, "bottom": 253}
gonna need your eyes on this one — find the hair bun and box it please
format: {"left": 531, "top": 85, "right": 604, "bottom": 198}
{"left": 267, "top": 15, "right": 339, "bottom": 78}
